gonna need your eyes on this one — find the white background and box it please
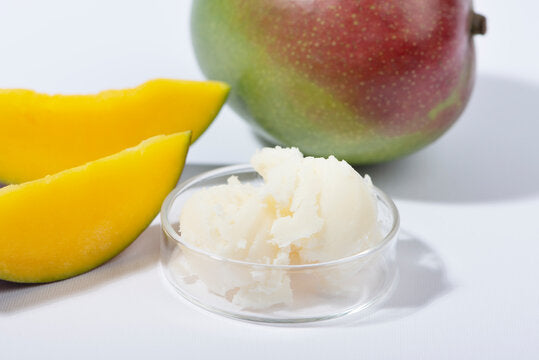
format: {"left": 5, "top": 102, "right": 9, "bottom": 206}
{"left": 1, "top": 1, "right": 538, "bottom": 359}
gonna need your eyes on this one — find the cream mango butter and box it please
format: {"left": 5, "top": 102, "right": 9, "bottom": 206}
{"left": 176, "top": 147, "right": 382, "bottom": 309}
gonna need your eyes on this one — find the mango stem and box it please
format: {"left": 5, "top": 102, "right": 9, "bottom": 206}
{"left": 471, "top": 12, "right": 487, "bottom": 35}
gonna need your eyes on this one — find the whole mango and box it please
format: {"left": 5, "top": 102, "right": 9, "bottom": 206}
{"left": 191, "top": 0, "right": 486, "bottom": 163}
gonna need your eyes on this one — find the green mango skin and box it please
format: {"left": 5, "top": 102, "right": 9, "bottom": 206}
{"left": 191, "top": 0, "right": 478, "bottom": 163}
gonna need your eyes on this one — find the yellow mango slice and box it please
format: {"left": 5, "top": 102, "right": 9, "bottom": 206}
{"left": 0, "top": 131, "right": 190, "bottom": 283}
{"left": 0, "top": 79, "right": 229, "bottom": 184}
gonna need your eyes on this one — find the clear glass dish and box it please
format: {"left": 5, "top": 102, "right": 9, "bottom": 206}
{"left": 160, "top": 165, "right": 400, "bottom": 323}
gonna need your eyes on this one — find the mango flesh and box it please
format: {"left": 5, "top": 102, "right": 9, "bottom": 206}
{"left": 0, "top": 132, "right": 190, "bottom": 283}
{"left": 0, "top": 79, "right": 229, "bottom": 184}
{"left": 191, "top": 0, "right": 479, "bottom": 163}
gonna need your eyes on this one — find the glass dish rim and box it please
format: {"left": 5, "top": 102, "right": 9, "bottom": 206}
{"left": 160, "top": 164, "right": 400, "bottom": 270}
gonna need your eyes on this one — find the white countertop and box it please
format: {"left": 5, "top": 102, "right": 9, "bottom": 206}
{"left": 1, "top": 1, "right": 538, "bottom": 359}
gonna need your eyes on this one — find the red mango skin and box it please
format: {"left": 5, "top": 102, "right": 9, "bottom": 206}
{"left": 192, "top": 0, "right": 482, "bottom": 163}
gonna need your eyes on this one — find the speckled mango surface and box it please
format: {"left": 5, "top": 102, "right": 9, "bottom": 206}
{"left": 0, "top": 132, "right": 190, "bottom": 283}
{"left": 192, "top": 0, "right": 477, "bottom": 163}
{"left": 0, "top": 79, "right": 229, "bottom": 184}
